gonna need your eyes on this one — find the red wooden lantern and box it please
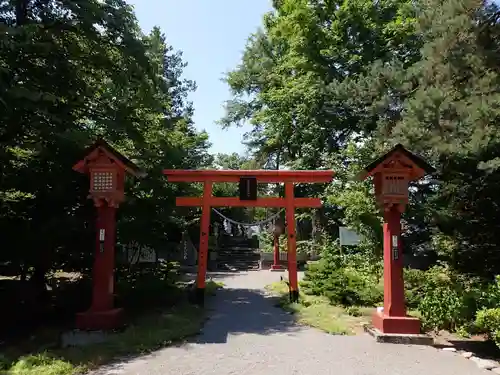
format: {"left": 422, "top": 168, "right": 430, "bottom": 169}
{"left": 73, "top": 139, "right": 143, "bottom": 207}
{"left": 73, "top": 139, "right": 144, "bottom": 330}
{"left": 363, "top": 145, "right": 434, "bottom": 212}
{"left": 360, "top": 144, "right": 435, "bottom": 337}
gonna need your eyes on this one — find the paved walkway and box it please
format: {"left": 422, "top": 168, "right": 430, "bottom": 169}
{"left": 95, "top": 271, "right": 489, "bottom": 375}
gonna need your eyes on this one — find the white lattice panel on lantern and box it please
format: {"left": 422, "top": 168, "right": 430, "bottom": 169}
{"left": 383, "top": 175, "right": 406, "bottom": 195}
{"left": 92, "top": 171, "right": 114, "bottom": 191}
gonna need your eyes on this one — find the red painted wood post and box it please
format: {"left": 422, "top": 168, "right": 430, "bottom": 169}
{"left": 285, "top": 182, "right": 299, "bottom": 302}
{"left": 195, "top": 181, "right": 212, "bottom": 305}
{"left": 270, "top": 234, "right": 284, "bottom": 271}
{"left": 383, "top": 207, "right": 406, "bottom": 317}
{"left": 91, "top": 203, "right": 116, "bottom": 312}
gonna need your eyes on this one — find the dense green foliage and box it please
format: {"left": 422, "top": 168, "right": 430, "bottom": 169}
{"left": 0, "top": 0, "right": 216, "bottom": 348}
{"left": 301, "top": 249, "right": 383, "bottom": 307}
{"left": 223, "top": 0, "right": 500, "bottom": 342}
{"left": 0, "top": 1, "right": 211, "bottom": 280}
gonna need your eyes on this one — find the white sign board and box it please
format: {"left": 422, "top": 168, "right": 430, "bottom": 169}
{"left": 339, "top": 227, "right": 362, "bottom": 246}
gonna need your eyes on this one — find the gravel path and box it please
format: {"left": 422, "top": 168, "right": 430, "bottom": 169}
{"left": 95, "top": 271, "right": 489, "bottom": 375}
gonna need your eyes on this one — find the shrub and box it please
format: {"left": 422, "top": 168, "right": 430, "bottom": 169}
{"left": 300, "top": 241, "right": 500, "bottom": 334}
{"left": 115, "top": 262, "right": 184, "bottom": 312}
{"left": 346, "top": 306, "right": 362, "bottom": 317}
{"left": 472, "top": 276, "right": 500, "bottom": 339}
{"left": 475, "top": 308, "right": 500, "bottom": 347}
{"left": 408, "top": 266, "right": 500, "bottom": 332}
{"left": 418, "top": 285, "right": 467, "bottom": 331}
{"left": 476, "top": 308, "right": 500, "bottom": 348}
{"left": 404, "top": 268, "right": 431, "bottom": 309}
{"left": 0, "top": 354, "right": 10, "bottom": 370}
{"left": 301, "top": 243, "right": 383, "bottom": 307}
{"left": 258, "top": 231, "right": 274, "bottom": 253}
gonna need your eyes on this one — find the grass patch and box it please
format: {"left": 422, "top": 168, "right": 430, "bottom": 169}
{"left": 1, "top": 280, "right": 223, "bottom": 375}
{"left": 265, "top": 281, "right": 372, "bottom": 335}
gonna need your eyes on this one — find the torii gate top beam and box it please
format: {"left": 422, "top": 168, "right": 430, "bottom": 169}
{"left": 162, "top": 169, "right": 334, "bottom": 183}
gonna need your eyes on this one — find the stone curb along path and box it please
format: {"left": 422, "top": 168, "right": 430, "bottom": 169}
{"left": 441, "top": 347, "right": 500, "bottom": 373}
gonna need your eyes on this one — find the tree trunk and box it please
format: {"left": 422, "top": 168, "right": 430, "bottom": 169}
{"left": 15, "top": 0, "right": 29, "bottom": 26}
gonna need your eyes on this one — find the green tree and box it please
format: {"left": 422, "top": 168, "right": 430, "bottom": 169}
{"left": 221, "top": 0, "right": 421, "bottom": 247}
{"left": 0, "top": 1, "right": 211, "bottom": 291}
{"left": 391, "top": 0, "right": 500, "bottom": 277}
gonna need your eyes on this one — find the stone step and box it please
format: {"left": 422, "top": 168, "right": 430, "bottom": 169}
{"left": 220, "top": 237, "right": 256, "bottom": 244}
{"left": 218, "top": 249, "right": 259, "bottom": 253}
{"left": 218, "top": 249, "right": 259, "bottom": 254}
{"left": 218, "top": 253, "right": 259, "bottom": 258}
{"left": 217, "top": 253, "right": 260, "bottom": 260}
{"left": 220, "top": 242, "right": 256, "bottom": 248}
{"left": 219, "top": 246, "right": 258, "bottom": 251}
{"left": 218, "top": 258, "right": 260, "bottom": 265}
{"left": 217, "top": 261, "right": 260, "bottom": 271}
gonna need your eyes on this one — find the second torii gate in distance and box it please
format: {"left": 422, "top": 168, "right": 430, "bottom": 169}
{"left": 163, "top": 169, "right": 334, "bottom": 305}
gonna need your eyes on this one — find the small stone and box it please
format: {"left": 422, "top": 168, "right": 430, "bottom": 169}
{"left": 471, "top": 356, "right": 481, "bottom": 363}
{"left": 461, "top": 351, "right": 473, "bottom": 359}
{"left": 442, "top": 347, "right": 456, "bottom": 352}
{"left": 491, "top": 367, "right": 500, "bottom": 374}
{"left": 472, "top": 358, "right": 498, "bottom": 370}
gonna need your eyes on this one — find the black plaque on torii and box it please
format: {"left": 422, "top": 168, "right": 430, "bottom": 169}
{"left": 239, "top": 177, "right": 257, "bottom": 201}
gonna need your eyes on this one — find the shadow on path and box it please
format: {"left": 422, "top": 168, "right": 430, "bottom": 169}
{"left": 196, "top": 287, "right": 300, "bottom": 344}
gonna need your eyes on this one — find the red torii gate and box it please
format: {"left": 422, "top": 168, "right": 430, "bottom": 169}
{"left": 163, "top": 169, "right": 334, "bottom": 305}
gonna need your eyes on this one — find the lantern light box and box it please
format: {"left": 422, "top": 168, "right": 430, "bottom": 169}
{"left": 91, "top": 171, "right": 115, "bottom": 192}
{"left": 73, "top": 139, "right": 145, "bottom": 208}
{"left": 362, "top": 144, "right": 435, "bottom": 212}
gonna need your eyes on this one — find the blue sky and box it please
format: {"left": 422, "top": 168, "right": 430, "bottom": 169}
{"left": 127, "top": 0, "right": 273, "bottom": 156}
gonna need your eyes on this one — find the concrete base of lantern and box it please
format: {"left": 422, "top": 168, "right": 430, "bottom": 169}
{"left": 364, "top": 324, "right": 433, "bottom": 345}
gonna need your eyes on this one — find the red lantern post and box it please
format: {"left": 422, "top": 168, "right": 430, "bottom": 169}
{"left": 360, "top": 144, "right": 435, "bottom": 335}
{"left": 73, "top": 139, "right": 144, "bottom": 330}
{"left": 271, "top": 218, "right": 285, "bottom": 271}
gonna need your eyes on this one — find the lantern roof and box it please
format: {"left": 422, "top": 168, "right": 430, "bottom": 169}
{"left": 72, "top": 138, "right": 146, "bottom": 177}
{"left": 358, "top": 144, "right": 435, "bottom": 181}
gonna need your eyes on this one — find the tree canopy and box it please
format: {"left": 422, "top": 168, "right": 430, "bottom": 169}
{"left": 0, "top": 0, "right": 211, "bottom": 281}
{"left": 222, "top": 0, "right": 500, "bottom": 278}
